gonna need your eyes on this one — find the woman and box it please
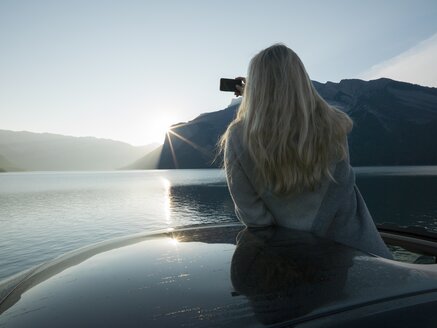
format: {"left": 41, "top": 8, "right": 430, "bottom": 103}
{"left": 220, "top": 44, "right": 392, "bottom": 259}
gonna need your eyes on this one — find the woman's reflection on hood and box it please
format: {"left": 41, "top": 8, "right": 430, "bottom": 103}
{"left": 231, "top": 227, "right": 356, "bottom": 325}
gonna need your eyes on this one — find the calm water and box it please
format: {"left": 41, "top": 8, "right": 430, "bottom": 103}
{"left": 1, "top": 167, "right": 437, "bottom": 281}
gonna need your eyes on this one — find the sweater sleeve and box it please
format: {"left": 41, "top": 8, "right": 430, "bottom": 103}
{"left": 224, "top": 137, "right": 275, "bottom": 227}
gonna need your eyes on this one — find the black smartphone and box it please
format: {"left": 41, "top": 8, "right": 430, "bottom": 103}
{"left": 220, "top": 78, "right": 243, "bottom": 92}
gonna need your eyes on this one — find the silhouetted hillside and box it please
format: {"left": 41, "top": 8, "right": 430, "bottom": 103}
{"left": 121, "top": 145, "right": 163, "bottom": 170}
{"left": 127, "top": 78, "right": 437, "bottom": 169}
{"left": 0, "top": 130, "right": 158, "bottom": 171}
{"left": 0, "top": 154, "right": 21, "bottom": 172}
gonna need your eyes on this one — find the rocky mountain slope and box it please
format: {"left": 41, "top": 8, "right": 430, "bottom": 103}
{"left": 127, "top": 78, "right": 437, "bottom": 169}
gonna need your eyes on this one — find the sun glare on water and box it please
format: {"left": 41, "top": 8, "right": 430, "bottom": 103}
{"left": 169, "top": 237, "right": 179, "bottom": 246}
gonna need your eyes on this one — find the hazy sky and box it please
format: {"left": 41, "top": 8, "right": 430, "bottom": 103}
{"left": 1, "top": 0, "right": 437, "bottom": 146}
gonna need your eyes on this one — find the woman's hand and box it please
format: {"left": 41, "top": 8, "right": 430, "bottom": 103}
{"left": 235, "top": 77, "right": 246, "bottom": 97}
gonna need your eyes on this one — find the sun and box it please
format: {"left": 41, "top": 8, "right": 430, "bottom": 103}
{"left": 145, "top": 115, "right": 174, "bottom": 145}
{"left": 128, "top": 112, "right": 176, "bottom": 146}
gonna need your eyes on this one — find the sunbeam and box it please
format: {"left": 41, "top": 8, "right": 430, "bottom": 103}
{"left": 166, "top": 130, "right": 179, "bottom": 169}
{"left": 167, "top": 129, "right": 211, "bottom": 157}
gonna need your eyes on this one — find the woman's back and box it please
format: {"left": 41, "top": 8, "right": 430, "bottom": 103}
{"left": 220, "top": 44, "right": 392, "bottom": 259}
{"left": 226, "top": 124, "right": 392, "bottom": 259}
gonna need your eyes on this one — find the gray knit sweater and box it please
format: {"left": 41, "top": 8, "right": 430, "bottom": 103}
{"left": 224, "top": 125, "right": 393, "bottom": 259}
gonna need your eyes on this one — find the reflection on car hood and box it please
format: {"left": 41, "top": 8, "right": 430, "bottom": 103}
{"left": 1, "top": 224, "right": 437, "bottom": 327}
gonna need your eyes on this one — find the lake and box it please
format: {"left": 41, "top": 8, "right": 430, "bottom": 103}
{"left": 1, "top": 167, "right": 437, "bottom": 281}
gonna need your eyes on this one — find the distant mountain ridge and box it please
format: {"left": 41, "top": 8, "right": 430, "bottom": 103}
{"left": 0, "top": 130, "right": 158, "bottom": 171}
{"left": 128, "top": 78, "right": 437, "bottom": 169}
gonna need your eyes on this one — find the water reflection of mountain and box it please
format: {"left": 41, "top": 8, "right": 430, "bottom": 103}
{"left": 168, "top": 183, "right": 237, "bottom": 226}
{"left": 165, "top": 168, "right": 437, "bottom": 233}
{"left": 357, "top": 172, "right": 437, "bottom": 231}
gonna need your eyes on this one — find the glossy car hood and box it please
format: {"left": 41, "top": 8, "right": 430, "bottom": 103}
{"left": 1, "top": 224, "right": 437, "bottom": 327}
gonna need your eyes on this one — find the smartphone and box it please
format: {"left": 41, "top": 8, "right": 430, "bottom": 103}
{"left": 220, "top": 78, "right": 243, "bottom": 92}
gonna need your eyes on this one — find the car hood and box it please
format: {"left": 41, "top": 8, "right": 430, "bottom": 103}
{"left": 1, "top": 224, "right": 437, "bottom": 327}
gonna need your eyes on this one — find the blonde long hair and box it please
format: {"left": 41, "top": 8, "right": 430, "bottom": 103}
{"left": 220, "top": 44, "right": 353, "bottom": 195}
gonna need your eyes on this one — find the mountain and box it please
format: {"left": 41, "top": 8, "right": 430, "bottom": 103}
{"left": 124, "top": 104, "right": 239, "bottom": 170}
{"left": 313, "top": 78, "right": 437, "bottom": 165}
{"left": 126, "top": 78, "right": 437, "bottom": 169}
{"left": 0, "top": 130, "right": 158, "bottom": 171}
